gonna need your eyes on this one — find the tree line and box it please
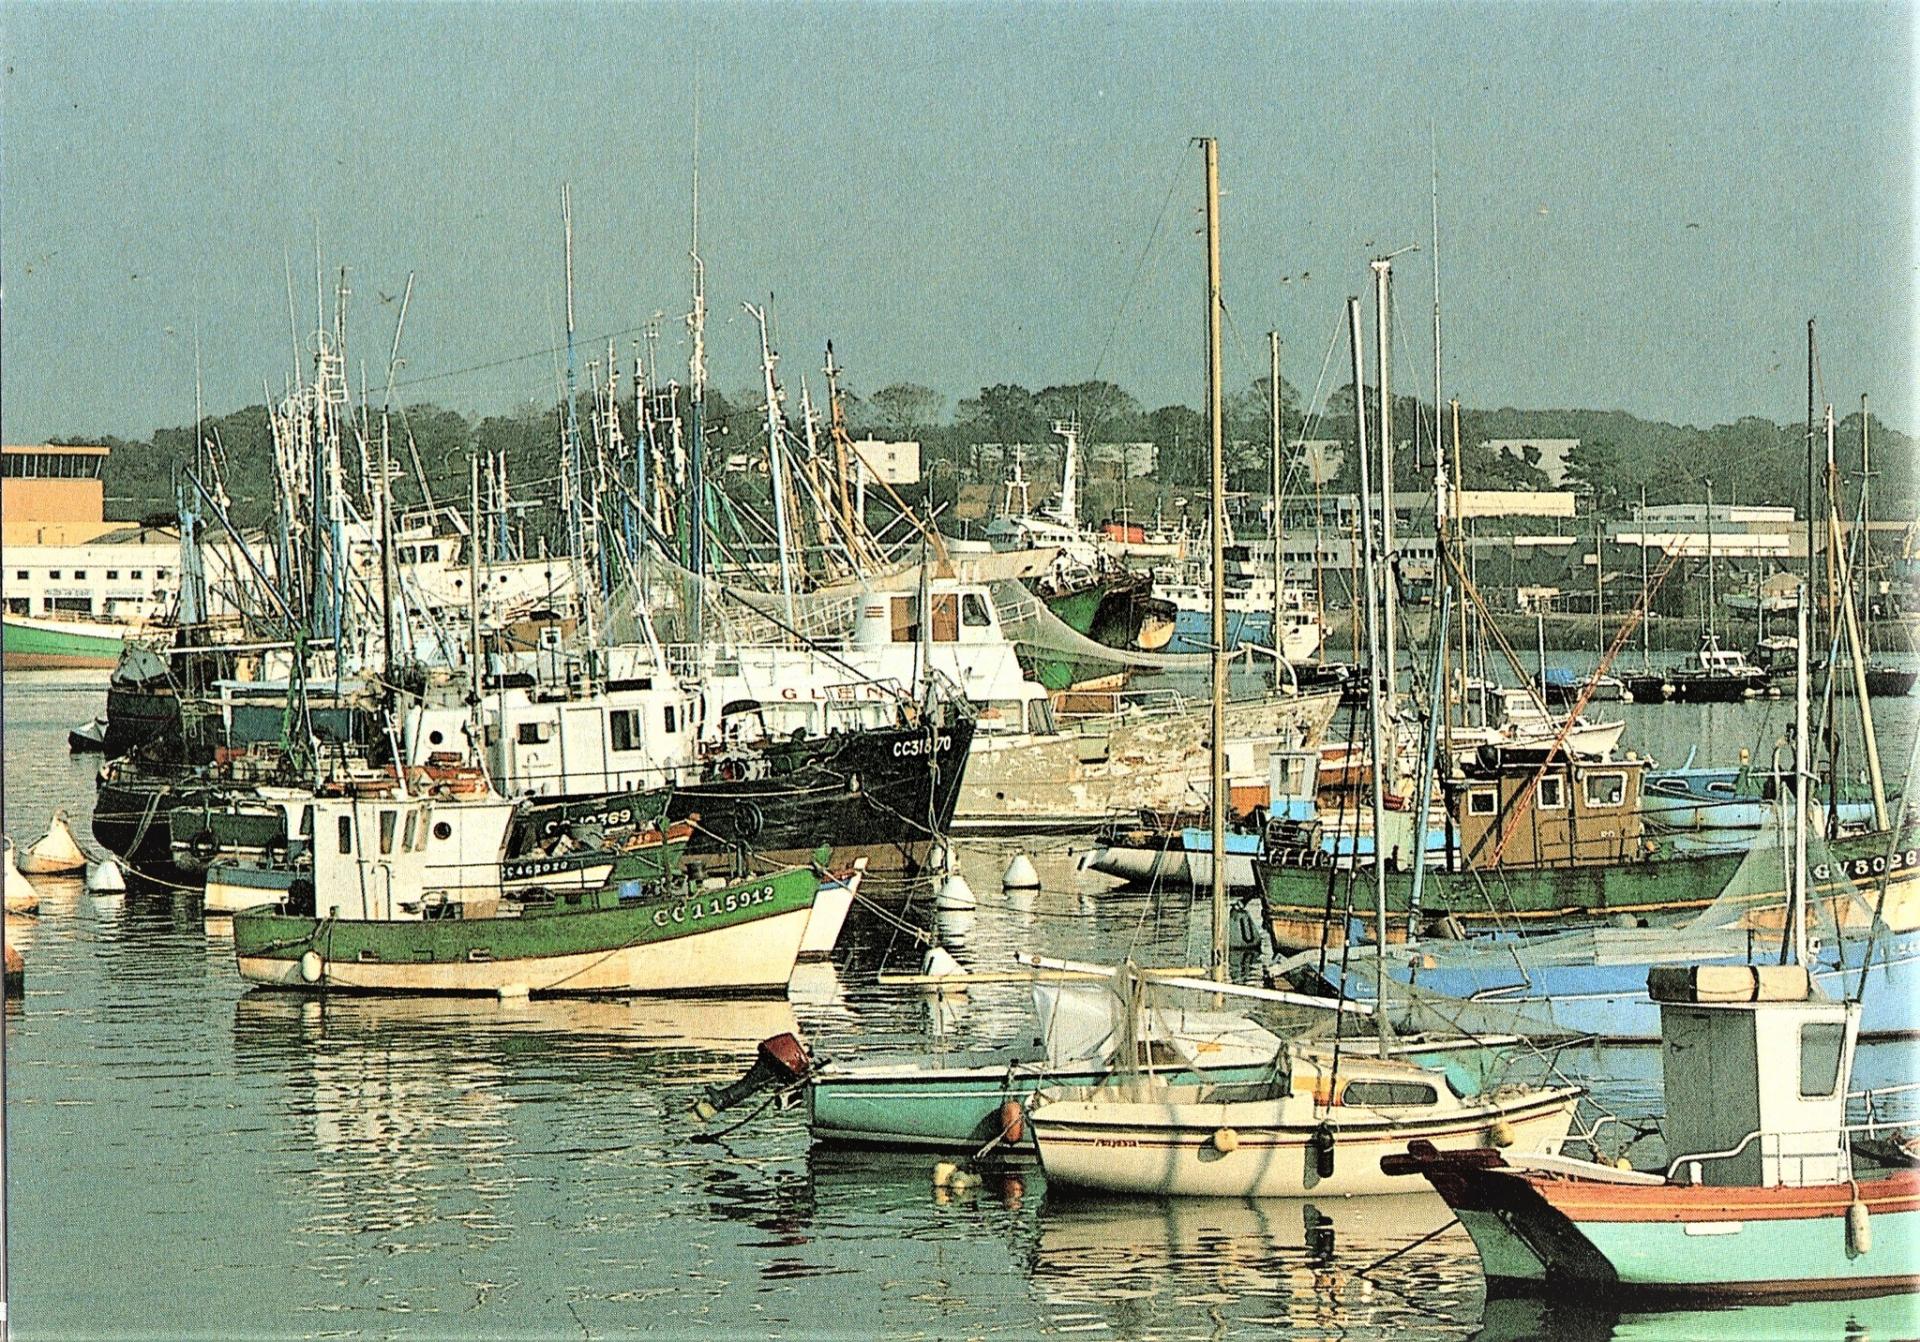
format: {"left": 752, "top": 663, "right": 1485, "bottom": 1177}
{"left": 67, "top": 377, "right": 1914, "bottom": 542}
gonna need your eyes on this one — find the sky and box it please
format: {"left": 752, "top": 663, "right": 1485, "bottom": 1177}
{"left": 2, "top": 1, "right": 1913, "bottom": 448}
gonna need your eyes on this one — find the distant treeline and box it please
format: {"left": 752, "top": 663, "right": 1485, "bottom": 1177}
{"left": 64, "top": 376, "right": 1914, "bottom": 542}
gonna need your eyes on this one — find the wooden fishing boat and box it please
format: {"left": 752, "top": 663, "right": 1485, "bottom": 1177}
{"left": 1385, "top": 964, "right": 1920, "bottom": 1301}
{"left": 228, "top": 793, "right": 826, "bottom": 995}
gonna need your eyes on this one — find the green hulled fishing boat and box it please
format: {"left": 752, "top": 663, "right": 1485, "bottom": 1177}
{"left": 228, "top": 793, "right": 822, "bottom": 995}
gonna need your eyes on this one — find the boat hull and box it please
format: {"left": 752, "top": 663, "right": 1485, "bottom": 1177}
{"left": 956, "top": 690, "right": 1341, "bottom": 833}
{"left": 1030, "top": 1087, "right": 1579, "bottom": 1198}
{"left": 231, "top": 868, "right": 818, "bottom": 996}
{"left": 1405, "top": 1150, "right": 1920, "bottom": 1300}
{"left": 2, "top": 613, "right": 128, "bottom": 670}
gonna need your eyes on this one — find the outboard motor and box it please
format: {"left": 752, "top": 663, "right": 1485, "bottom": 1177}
{"left": 692, "top": 1033, "right": 814, "bottom": 1124}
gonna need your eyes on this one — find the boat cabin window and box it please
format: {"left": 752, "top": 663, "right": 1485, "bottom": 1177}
{"left": 296, "top": 806, "right": 312, "bottom": 838}
{"left": 961, "top": 593, "right": 991, "bottom": 629}
{"left": 1340, "top": 1080, "right": 1438, "bottom": 1107}
{"left": 1799, "top": 1021, "right": 1846, "bottom": 1097}
{"left": 609, "top": 708, "right": 644, "bottom": 753}
{"left": 403, "top": 811, "right": 419, "bottom": 852}
{"left": 1537, "top": 776, "right": 1566, "bottom": 810}
{"left": 380, "top": 810, "right": 399, "bottom": 855}
{"left": 517, "top": 722, "right": 551, "bottom": 746}
{"left": 1467, "top": 788, "right": 1497, "bottom": 817}
{"left": 1028, "top": 699, "right": 1057, "bottom": 735}
{"left": 664, "top": 705, "right": 678, "bottom": 735}
{"left": 337, "top": 815, "right": 353, "bottom": 854}
{"left": 1583, "top": 771, "right": 1627, "bottom": 809}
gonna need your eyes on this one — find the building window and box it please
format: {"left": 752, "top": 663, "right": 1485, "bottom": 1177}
{"left": 105, "top": 570, "right": 118, "bottom": 580}
{"left": 157, "top": 568, "right": 170, "bottom": 579}
{"left": 1538, "top": 776, "right": 1566, "bottom": 810}
{"left": 48, "top": 570, "right": 60, "bottom": 580}
{"left": 72, "top": 570, "right": 86, "bottom": 579}
{"left": 130, "top": 570, "right": 143, "bottom": 579}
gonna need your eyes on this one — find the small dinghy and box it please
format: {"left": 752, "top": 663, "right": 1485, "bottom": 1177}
{"left": 4, "top": 839, "right": 41, "bottom": 915}
{"left": 19, "top": 810, "right": 88, "bottom": 875}
{"left": 67, "top": 716, "right": 108, "bottom": 753}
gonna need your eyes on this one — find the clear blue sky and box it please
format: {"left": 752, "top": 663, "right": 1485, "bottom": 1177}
{"left": 3, "top": 1, "right": 1912, "bottom": 445}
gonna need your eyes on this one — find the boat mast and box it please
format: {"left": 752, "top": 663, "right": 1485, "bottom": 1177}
{"left": 1828, "top": 405, "right": 1889, "bottom": 831}
{"left": 1639, "top": 485, "right": 1651, "bottom": 670}
{"left": 1202, "top": 136, "right": 1229, "bottom": 988}
{"left": 746, "top": 302, "right": 797, "bottom": 628}
{"left": 1790, "top": 587, "right": 1810, "bottom": 967}
{"left": 1269, "top": 329, "right": 1284, "bottom": 666}
{"left": 1704, "top": 477, "right": 1716, "bottom": 644}
{"left": 1349, "top": 294, "right": 1390, "bottom": 1049}
{"left": 1371, "top": 257, "right": 1397, "bottom": 719}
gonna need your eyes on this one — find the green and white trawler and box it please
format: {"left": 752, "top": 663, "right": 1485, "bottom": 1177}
{"left": 230, "top": 791, "right": 829, "bottom": 996}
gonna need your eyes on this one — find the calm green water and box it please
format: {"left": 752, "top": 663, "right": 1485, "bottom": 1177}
{"left": 4, "top": 670, "right": 1915, "bottom": 1340}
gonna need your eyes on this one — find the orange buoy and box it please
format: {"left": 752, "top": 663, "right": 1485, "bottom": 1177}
{"left": 998, "top": 1099, "right": 1025, "bottom": 1145}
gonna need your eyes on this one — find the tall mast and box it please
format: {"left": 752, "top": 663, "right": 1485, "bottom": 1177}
{"left": 1201, "top": 136, "right": 1229, "bottom": 988}
{"left": 1639, "top": 485, "right": 1651, "bottom": 670}
{"left": 1790, "top": 587, "right": 1810, "bottom": 967}
{"left": 746, "top": 302, "right": 797, "bottom": 628}
{"left": 1829, "top": 405, "right": 1889, "bottom": 831}
{"left": 686, "top": 126, "right": 709, "bottom": 609}
{"left": 561, "top": 185, "right": 597, "bottom": 663}
{"left": 1349, "top": 294, "right": 1390, "bottom": 1050}
{"left": 1861, "top": 394, "right": 1874, "bottom": 659}
{"left": 1268, "top": 330, "right": 1284, "bottom": 663}
{"left": 1806, "top": 318, "right": 1819, "bottom": 666}
{"left": 1370, "top": 257, "right": 1397, "bottom": 718}
{"left": 1704, "top": 477, "right": 1715, "bottom": 642}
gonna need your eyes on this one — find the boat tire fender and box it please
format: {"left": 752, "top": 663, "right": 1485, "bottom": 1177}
{"left": 190, "top": 830, "right": 218, "bottom": 862}
{"left": 1310, "top": 1122, "right": 1335, "bottom": 1178}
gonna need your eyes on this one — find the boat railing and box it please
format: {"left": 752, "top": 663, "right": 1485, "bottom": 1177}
{"left": 1852, "top": 1080, "right": 1920, "bottom": 1127}
{"left": 1663, "top": 1114, "right": 1912, "bottom": 1185}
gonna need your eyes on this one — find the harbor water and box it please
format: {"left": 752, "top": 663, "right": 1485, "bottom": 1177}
{"left": 5, "top": 669, "right": 1917, "bottom": 1339}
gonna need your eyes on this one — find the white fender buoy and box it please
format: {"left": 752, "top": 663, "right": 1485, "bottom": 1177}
{"left": 87, "top": 857, "right": 127, "bottom": 894}
{"left": 1488, "top": 1118, "right": 1516, "bottom": 1148}
{"left": 1002, "top": 854, "right": 1040, "bottom": 890}
{"left": 1847, "top": 1198, "right": 1872, "bottom": 1257}
{"left": 1212, "top": 1126, "right": 1240, "bottom": 1153}
{"left": 298, "top": 949, "right": 325, "bottom": 983}
{"left": 935, "top": 873, "right": 976, "bottom": 911}
{"left": 4, "top": 839, "right": 40, "bottom": 916}
{"left": 20, "top": 810, "right": 87, "bottom": 875}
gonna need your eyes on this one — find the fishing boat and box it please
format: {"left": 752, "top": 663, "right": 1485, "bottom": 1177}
{"left": 19, "top": 809, "right": 88, "bottom": 875}
{"left": 1667, "top": 632, "right": 1769, "bottom": 702}
{"left": 229, "top": 794, "right": 828, "bottom": 995}
{"left": 67, "top": 715, "right": 108, "bottom": 754}
{"left": 1384, "top": 961, "right": 1919, "bottom": 1301}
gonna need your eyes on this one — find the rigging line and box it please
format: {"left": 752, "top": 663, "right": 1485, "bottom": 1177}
{"left": 391, "top": 321, "right": 663, "bottom": 394}
{"left": 1087, "top": 143, "right": 1191, "bottom": 389}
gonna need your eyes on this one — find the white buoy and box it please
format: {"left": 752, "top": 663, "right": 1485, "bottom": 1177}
{"left": 86, "top": 857, "right": 127, "bottom": 894}
{"left": 1002, "top": 854, "right": 1040, "bottom": 890}
{"left": 4, "top": 838, "right": 40, "bottom": 916}
{"left": 935, "top": 872, "right": 976, "bottom": 910}
{"left": 19, "top": 810, "right": 87, "bottom": 875}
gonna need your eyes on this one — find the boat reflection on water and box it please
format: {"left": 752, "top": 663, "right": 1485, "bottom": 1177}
{"left": 1023, "top": 1190, "right": 1479, "bottom": 1334}
{"left": 1475, "top": 1291, "right": 1919, "bottom": 1342}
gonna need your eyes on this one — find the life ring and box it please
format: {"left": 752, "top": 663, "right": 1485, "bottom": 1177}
{"left": 718, "top": 758, "right": 747, "bottom": 783}
{"left": 734, "top": 801, "right": 765, "bottom": 841}
{"left": 190, "top": 829, "right": 218, "bottom": 862}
